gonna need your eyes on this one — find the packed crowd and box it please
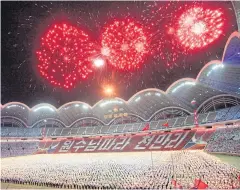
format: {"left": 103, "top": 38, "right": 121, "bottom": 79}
{"left": 1, "top": 106, "right": 239, "bottom": 139}
{"left": 205, "top": 126, "right": 240, "bottom": 155}
{"left": 1, "top": 151, "right": 240, "bottom": 189}
{"left": 1, "top": 141, "right": 39, "bottom": 158}
{"left": 1, "top": 127, "right": 41, "bottom": 137}
{"left": 215, "top": 105, "right": 240, "bottom": 122}
{"left": 1, "top": 126, "right": 239, "bottom": 159}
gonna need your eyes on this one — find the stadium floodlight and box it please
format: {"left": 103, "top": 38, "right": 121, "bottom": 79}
{"left": 82, "top": 105, "right": 89, "bottom": 109}
{"left": 75, "top": 104, "right": 80, "bottom": 107}
{"left": 33, "top": 106, "right": 55, "bottom": 112}
{"left": 100, "top": 100, "right": 123, "bottom": 107}
{"left": 7, "top": 105, "right": 17, "bottom": 108}
{"left": 207, "top": 64, "right": 224, "bottom": 77}
{"left": 185, "top": 81, "right": 196, "bottom": 85}
{"left": 145, "top": 92, "right": 151, "bottom": 96}
{"left": 7, "top": 105, "right": 25, "bottom": 109}
{"left": 172, "top": 81, "right": 196, "bottom": 93}
{"left": 135, "top": 97, "right": 141, "bottom": 102}
{"left": 155, "top": 93, "right": 161, "bottom": 96}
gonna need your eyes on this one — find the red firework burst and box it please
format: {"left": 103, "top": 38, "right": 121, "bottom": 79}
{"left": 176, "top": 7, "right": 224, "bottom": 50}
{"left": 101, "top": 19, "right": 148, "bottom": 71}
{"left": 36, "top": 22, "right": 95, "bottom": 89}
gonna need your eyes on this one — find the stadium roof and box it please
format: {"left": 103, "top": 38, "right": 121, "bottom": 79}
{"left": 1, "top": 31, "right": 240, "bottom": 127}
{"left": 222, "top": 31, "right": 240, "bottom": 64}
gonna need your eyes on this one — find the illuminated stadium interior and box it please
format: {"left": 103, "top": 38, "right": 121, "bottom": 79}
{"left": 1, "top": 1, "right": 240, "bottom": 190}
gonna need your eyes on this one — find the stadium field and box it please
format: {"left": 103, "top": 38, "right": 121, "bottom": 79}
{"left": 1, "top": 151, "right": 240, "bottom": 189}
{"left": 0, "top": 182, "right": 57, "bottom": 189}
{"left": 210, "top": 153, "right": 240, "bottom": 170}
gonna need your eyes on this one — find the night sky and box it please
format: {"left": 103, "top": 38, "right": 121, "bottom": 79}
{"left": 1, "top": 1, "right": 238, "bottom": 108}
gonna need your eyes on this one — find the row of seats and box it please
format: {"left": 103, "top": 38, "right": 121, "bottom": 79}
{"left": 215, "top": 106, "right": 240, "bottom": 121}
{"left": 1, "top": 141, "right": 39, "bottom": 158}
{"left": 1, "top": 106, "right": 239, "bottom": 138}
{"left": 1, "top": 127, "right": 42, "bottom": 137}
{"left": 1, "top": 127, "right": 239, "bottom": 158}
{"left": 205, "top": 126, "right": 240, "bottom": 155}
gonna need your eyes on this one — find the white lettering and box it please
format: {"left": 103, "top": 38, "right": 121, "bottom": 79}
{"left": 134, "top": 135, "right": 155, "bottom": 150}
{"left": 59, "top": 140, "right": 75, "bottom": 153}
{"left": 149, "top": 134, "right": 166, "bottom": 150}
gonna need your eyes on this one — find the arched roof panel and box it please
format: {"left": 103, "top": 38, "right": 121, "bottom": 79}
{"left": 196, "top": 61, "right": 222, "bottom": 81}
{"left": 29, "top": 103, "right": 58, "bottom": 126}
{"left": 1, "top": 116, "right": 27, "bottom": 128}
{"left": 1, "top": 102, "right": 29, "bottom": 124}
{"left": 128, "top": 89, "right": 181, "bottom": 119}
{"left": 222, "top": 31, "right": 240, "bottom": 64}
{"left": 196, "top": 94, "right": 240, "bottom": 113}
{"left": 149, "top": 106, "right": 191, "bottom": 121}
{"left": 198, "top": 63, "right": 240, "bottom": 95}
{"left": 58, "top": 101, "right": 92, "bottom": 110}
{"left": 167, "top": 79, "right": 224, "bottom": 110}
{"left": 2, "top": 102, "right": 30, "bottom": 110}
{"left": 70, "top": 117, "right": 105, "bottom": 128}
{"left": 166, "top": 78, "right": 196, "bottom": 94}
{"left": 128, "top": 88, "right": 167, "bottom": 102}
{"left": 58, "top": 101, "right": 95, "bottom": 126}
{"left": 92, "top": 98, "right": 132, "bottom": 123}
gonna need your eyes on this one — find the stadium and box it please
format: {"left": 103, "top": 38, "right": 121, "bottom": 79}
{"left": 1, "top": 1, "right": 240, "bottom": 190}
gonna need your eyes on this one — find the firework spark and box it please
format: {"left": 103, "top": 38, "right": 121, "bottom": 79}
{"left": 36, "top": 22, "right": 95, "bottom": 89}
{"left": 2, "top": 1, "right": 235, "bottom": 107}
{"left": 101, "top": 19, "right": 149, "bottom": 71}
{"left": 141, "top": 1, "right": 191, "bottom": 67}
{"left": 176, "top": 7, "right": 224, "bottom": 49}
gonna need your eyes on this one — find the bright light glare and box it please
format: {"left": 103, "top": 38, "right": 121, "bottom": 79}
{"left": 207, "top": 64, "right": 224, "bottom": 76}
{"left": 105, "top": 87, "right": 113, "bottom": 94}
{"left": 103, "top": 85, "right": 115, "bottom": 97}
{"left": 82, "top": 105, "right": 89, "bottom": 109}
{"left": 135, "top": 97, "right": 141, "bottom": 102}
{"left": 7, "top": 105, "right": 25, "bottom": 109}
{"left": 93, "top": 58, "right": 105, "bottom": 68}
{"left": 100, "top": 100, "right": 123, "bottom": 107}
{"left": 33, "top": 106, "right": 54, "bottom": 112}
{"left": 191, "top": 21, "right": 206, "bottom": 35}
{"left": 172, "top": 81, "right": 196, "bottom": 93}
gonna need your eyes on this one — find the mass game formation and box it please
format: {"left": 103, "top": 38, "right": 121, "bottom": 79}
{"left": 1, "top": 151, "right": 240, "bottom": 189}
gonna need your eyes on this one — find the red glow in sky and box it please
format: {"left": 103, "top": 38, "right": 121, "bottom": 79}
{"left": 36, "top": 23, "right": 95, "bottom": 89}
{"left": 176, "top": 7, "right": 224, "bottom": 50}
{"left": 101, "top": 19, "right": 149, "bottom": 71}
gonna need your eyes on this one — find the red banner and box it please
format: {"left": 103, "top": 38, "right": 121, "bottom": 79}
{"left": 36, "top": 129, "right": 215, "bottom": 154}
